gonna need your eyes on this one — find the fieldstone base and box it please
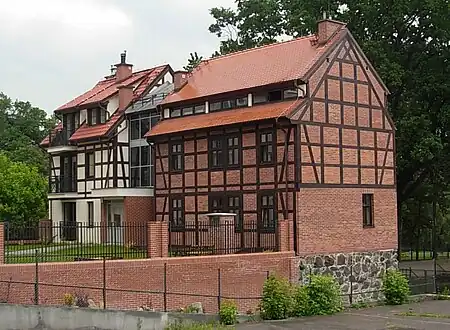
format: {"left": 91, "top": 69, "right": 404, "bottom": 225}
{"left": 298, "top": 250, "right": 398, "bottom": 304}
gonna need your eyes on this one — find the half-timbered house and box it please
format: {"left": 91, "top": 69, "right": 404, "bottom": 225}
{"left": 41, "top": 53, "right": 173, "bottom": 244}
{"left": 147, "top": 19, "right": 397, "bottom": 266}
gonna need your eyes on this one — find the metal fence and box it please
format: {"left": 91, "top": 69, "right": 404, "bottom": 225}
{"left": 4, "top": 222, "right": 148, "bottom": 264}
{"left": 168, "top": 221, "right": 278, "bottom": 257}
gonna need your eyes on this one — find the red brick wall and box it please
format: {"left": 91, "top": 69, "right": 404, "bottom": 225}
{"left": 296, "top": 188, "right": 397, "bottom": 255}
{"left": 0, "top": 252, "right": 295, "bottom": 313}
{"left": 0, "top": 223, "right": 4, "bottom": 264}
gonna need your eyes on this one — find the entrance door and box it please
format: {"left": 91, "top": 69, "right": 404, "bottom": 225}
{"left": 62, "top": 202, "right": 77, "bottom": 241}
{"left": 106, "top": 201, "right": 124, "bottom": 244}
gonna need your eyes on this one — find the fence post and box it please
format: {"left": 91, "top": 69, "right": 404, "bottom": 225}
{"left": 163, "top": 263, "right": 167, "bottom": 312}
{"left": 103, "top": 256, "right": 106, "bottom": 310}
{"left": 434, "top": 257, "right": 437, "bottom": 293}
{"left": 266, "top": 271, "right": 270, "bottom": 279}
{"left": 349, "top": 264, "right": 353, "bottom": 306}
{"left": 34, "top": 249, "right": 39, "bottom": 305}
{"left": 217, "top": 268, "right": 221, "bottom": 312}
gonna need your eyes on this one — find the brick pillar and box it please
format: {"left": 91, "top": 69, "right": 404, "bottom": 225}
{"left": 39, "top": 220, "right": 52, "bottom": 244}
{"left": 278, "top": 220, "right": 294, "bottom": 252}
{"left": 0, "top": 222, "right": 4, "bottom": 264}
{"left": 147, "top": 222, "right": 168, "bottom": 258}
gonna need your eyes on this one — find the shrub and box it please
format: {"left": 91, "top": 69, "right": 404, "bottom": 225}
{"left": 291, "top": 285, "right": 310, "bottom": 317}
{"left": 63, "top": 293, "right": 74, "bottom": 306}
{"left": 74, "top": 292, "right": 90, "bottom": 308}
{"left": 219, "top": 300, "right": 238, "bottom": 325}
{"left": 382, "top": 269, "right": 410, "bottom": 305}
{"left": 165, "top": 321, "right": 229, "bottom": 330}
{"left": 305, "top": 275, "right": 342, "bottom": 315}
{"left": 260, "top": 274, "right": 293, "bottom": 320}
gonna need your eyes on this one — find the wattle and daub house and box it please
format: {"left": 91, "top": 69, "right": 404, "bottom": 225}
{"left": 43, "top": 19, "right": 397, "bottom": 265}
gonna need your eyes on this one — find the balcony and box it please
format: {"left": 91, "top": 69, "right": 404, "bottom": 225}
{"left": 47, "top": 129, "right": 77, "bottom": 153}
{"left": 49, "top": 176, "right": 77, "bottom": 193}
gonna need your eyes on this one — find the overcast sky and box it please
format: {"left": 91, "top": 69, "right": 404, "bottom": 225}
{"left": 0, "top": 0, "right": 236, "bottom": 113}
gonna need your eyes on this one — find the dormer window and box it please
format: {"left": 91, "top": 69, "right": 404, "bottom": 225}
{"left": 88, "top": 108, "right": 107, "bottom": 125}
{"left": 254, "top": 88, "right": 299, "bottom": 105}
{"left": 268, "top": 90, "right": 282, "bottom": 102}
{"left": 236, "top": 97, "right": 248, "bottom": 107}
{"left": 210, "top": 102, "right": 222, "bottom": 112}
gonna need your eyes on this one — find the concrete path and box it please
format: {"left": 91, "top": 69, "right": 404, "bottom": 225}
{"left": 5, "top": 245, "right": 69, "bottom": 256}
{"left": 237, "top": 300, "right": 450, "bottom": 329}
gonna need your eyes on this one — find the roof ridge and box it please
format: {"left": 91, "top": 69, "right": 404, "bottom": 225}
{"left": 200, "top": 34, "right": 315, "bottom": 64}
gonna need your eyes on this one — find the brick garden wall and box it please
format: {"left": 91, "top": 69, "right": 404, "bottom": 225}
{"left": 0, "top": 239, "right": 295, "bottom": 313}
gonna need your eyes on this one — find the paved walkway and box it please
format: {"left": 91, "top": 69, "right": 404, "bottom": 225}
{"left": 238, "top": 300, "right": 450, "bottom": 329}
{"left": 6, "top": 245, "right": 69, "bottom": 256}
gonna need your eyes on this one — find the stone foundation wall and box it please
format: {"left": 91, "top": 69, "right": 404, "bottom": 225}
{"left": 297, "top": 250, "right": 398, "bottom": 304}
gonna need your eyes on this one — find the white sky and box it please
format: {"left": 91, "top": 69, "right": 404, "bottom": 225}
{"left": 0, "top": 0, "right": 236, "bottom": 113}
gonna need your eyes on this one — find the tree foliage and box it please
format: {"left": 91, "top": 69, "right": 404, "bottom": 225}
{"left": 209, "top": 0, "right": 450, "bottom": 243}
{"left": 0, "top": 92, "right": 56, "bottom": 176}
{"left": 0, "top": 154, "right": 48, "bottom": 225}
{"left": 183, "top": 52, "right": 204, "bottom": 72}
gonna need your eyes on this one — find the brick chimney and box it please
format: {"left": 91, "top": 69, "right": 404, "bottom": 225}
{"left": 317, "top": 15, "right": 346, "bottom": 45}
{"left": 173, "top": 70, "right": 189, "bottom": 92}
{"left": 115, "top": 51, "right": 133, "bottom": 82}
{"left": 118, "top": 85, "right": 134, "bottom": 111}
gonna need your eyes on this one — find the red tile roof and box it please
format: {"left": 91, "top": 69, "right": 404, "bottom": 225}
{"left": 41, "top": 65, "right": 168, "bottom": 145}
{"left": 163, "top": 28, "right": 345, "bottom": 105}
{"left": 146, "top": 99, "right": 304, "bottom": 137}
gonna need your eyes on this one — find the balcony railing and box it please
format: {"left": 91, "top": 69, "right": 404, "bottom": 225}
{"left": 49, "top": 176, "right": 77, "bottom": 193}
{"left": 48, "top": 129, "right": 75, "bottom": 147}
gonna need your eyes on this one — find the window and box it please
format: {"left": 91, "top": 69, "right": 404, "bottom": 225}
{"left": 253, "top": 93, "right": 268, "bottom": 104}
{"left": 210, "top": 137, "right": 223, "bottom": 168}
{"left": 87, "top": 202, "right": 94, "bottom": 227}
{"left": 182, "top": 106, "right": 193, "bottom": 115}
{"left": 362, "top": 194, "right": 374, "bottom": 227}
{"left": 170, "top": 197, "right": 184, "bottom": 230}
{"left": 131, "top": 111, "right": 160, "bottom": 140}
{"left": 194, "top": 104, "right": 206, "bottom": 113}
{"left": 259, "top": 131, "right": 274, "bottom": 164}
{"left": 222, "top": 99, "right": 236, "bottom": 109}
{"left": 210, "top": 102, "right": 222, "bottom": 111}
{"left": 171, "top": 108, "right": 181, "bottom": 117}
{"left": 284, "top": 89, "right": 298, "bottom": 99}
{"left": 209, "top": 194, "right": 242, "bottom": 230}
{"left": 260, "top": 193, "right": 276, "bottom": 232}
{"left": 170, "top": 142, "right": 183, "bottom": 171}
{"left": 209, "top": 135, "right": 240, "bottom": 169}
{"left": 88, "top": 108, "right": 107, "bottom": 125}
{"left": 236, "top": 97, "right": 248, "bottom": 107}
{"left": 85, "top": 152, "right": 95, "bottom": 178}
{"left": 227, "top": 137, "right": 239, "bottom": 166}
{"left": 268, "top": 90, "right": 282, "bottom": 102}
{"left": 130, "top": 146, "right": 153, "bottom": 187}
{"left": 63, "top": 112, "right": 80, "bottom": 139}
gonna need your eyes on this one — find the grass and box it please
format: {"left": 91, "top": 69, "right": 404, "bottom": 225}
{"left": 400, "top": 250, "right": 450, "bottom": 261}
{"left": 5, "top": 244, "right": 146, "bottom": 264}
{"left": 165, "top": 321, "right": 232, "bottom": 330}
{"left": 396, "top": 311, "right": 450, "bottom": 319}
{"left": 6, "top": 243, "right": 65, "bottom": 251}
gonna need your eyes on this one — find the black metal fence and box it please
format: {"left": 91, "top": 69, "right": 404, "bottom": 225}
{"left": 4, "top": 222, "right": 148, "bottom": 264}
{"left": 49, "top": 175, "right": 77, "bottom": 193}
{"left": 168, "top": 221, "right": 278, "bottom": 257}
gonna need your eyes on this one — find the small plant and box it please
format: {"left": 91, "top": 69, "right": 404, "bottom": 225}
{"left": 382, "top": 269, "right": 410, "bottom": 305}
{"left": 437, "top": 286, "right": 450, "bottom": 300}
{"left": 63, "top": 293, "right": 75, "bottom": 306}
{"left": 260, "top": 274, "right": 293, "bottom": 320}
{"left": 165, "top": 320, "right": 230, "bottom": 330}
{"left": 219, "top": 300, "right": 238, "bottom": 325}
{"left": 74, "top": 292, "right": 90, "bottom": 308}
{"left": 350, "top": 301, "right": 369, "bottom": 309}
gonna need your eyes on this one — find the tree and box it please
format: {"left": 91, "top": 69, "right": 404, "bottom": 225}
{"left": 0, "top": 154, "right": 48, "bottom": 225}
{"left": 209, "top": 0, "right": 450, "bottom": 241}
{"left": 0, "top": 93, "right": 56, "bottom": 176}
{"left": 183, "top": 52, "right": 204, "bottom": 72}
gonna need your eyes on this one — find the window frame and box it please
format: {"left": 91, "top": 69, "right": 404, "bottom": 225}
{"left": 87, "top": 201, "right": 94, "bottom": 228}
{"left": 208, "top": 135, "right": 241, "bottom": 170}
{"left": 362, "top": 193, "right": 375, "bottom": 228}
{"left": 169, "top": 196, "right": 184, "bottom": 232}
{"left": 259, "top": 130, "right": 275, "bottom": 165}
{"left": 208, "top": 193, "right": 243, "bottom": 232}
{"left": 169, "top": 141, "right": 184, "bottom": 172}
{"left": 130, "top": 145, "right": 153, "bottom": 188}
{"left": 87, "top": 108, "right": 107, "bottom": 126}
{"left": 85, "top": 151, "right": 95, "bottom": 179}
{"left": 259, "top": 192, "right": 277, "bottom": 233}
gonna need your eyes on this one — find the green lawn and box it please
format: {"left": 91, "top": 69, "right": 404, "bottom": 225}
{"left": 401, "top": 250, "right": 450, "bottom": 261}
{"left": 6, "top": 244, "right": 146, "bottom": 264}
{"left": 6, "top": 243, "right": 65, "bottom": 252}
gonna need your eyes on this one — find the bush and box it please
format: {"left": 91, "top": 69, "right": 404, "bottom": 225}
{"left": 74, "top": 292, "right": 90, "bottom": 308}
{"left": 219, "top": 300, "right": 238, "bottom": 325}
{"left": 291, "top": 285, "right": 310, "bottom": 317}
{"left": 382, "top": 269, "right": 410, "bottom": 305}
{"left": 306, "top": 275, "right": 342, "bottom": 315}
{"left": 260, "top": 274, "right": 293, "bottom": 320}
{"left": 165, "top": 321, "right": 229, "bottom": 330}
